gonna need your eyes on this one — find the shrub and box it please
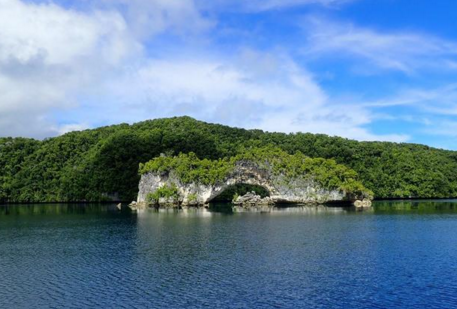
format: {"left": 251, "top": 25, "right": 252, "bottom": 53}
{"left": 146, "top": 184, "right": 180, "bottom": 204}
{"left": 188, "top": 193, "right": 198, "bottom": 203}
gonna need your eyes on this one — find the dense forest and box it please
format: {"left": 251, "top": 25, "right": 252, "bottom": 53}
{"left": 1, "top": 116, "right": 457, "bottom": 202}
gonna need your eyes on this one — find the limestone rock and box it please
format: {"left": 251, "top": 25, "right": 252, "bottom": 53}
{"left": 137, "top": 160, "right": 369, "bottom": 209}
{"left": 354, "top": 199, "right": 372, "bottom": 208}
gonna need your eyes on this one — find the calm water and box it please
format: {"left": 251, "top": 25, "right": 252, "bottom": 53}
{"left": 1, "top": 201, "right": 457, "bottom": 308}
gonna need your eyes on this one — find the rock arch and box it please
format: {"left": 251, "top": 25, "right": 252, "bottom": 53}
{"left": 205, "top": 161, "right": 276, "bottom": 203}
{"left": 206, "top": 182, "right": 271, "bottom": 203}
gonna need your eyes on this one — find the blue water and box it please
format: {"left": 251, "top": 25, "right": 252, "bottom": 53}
{"left": 1, "top": 201, "right": 457, "bottom": 308}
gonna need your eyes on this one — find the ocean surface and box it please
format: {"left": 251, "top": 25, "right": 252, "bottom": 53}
{"left": 1, "top": 200, "right": 457, "bottom": 308}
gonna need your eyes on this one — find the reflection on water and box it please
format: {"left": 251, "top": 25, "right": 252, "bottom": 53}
{"left": 1, "top": 200, "right": 457, "bottom": 308}
{"left": 134, "top": 203, "right": 363, "bottom": 218}
{"left": 374, "top": 199, "right": 457, "bottom": 213}
{"left": 3, "top": 199, "right": 457, "bottom": 217}
{"left": 0, "top": 203, "right": 128, "bottom": 216}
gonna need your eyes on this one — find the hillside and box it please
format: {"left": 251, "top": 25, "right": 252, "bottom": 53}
{"left": 1, "top": 116, "right": 456, "bottom": 202}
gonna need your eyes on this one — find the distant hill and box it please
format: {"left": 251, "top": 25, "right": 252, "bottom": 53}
{"left": 1, "top": 116, "right": 456, "bottom": 202}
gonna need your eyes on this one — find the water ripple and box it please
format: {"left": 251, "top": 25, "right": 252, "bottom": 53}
{"left": 1, "top": 202, "right": 457, "bottom": 308}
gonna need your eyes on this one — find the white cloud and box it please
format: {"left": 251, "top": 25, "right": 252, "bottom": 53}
{"left": 0, "top": 0, "right": 140, "bottom": 138}
{"left": 0, "top": 0, "right": 137, "bottom": 65}
{"left": 55, "top": 123, "right": 91, "bottom": 135}
{"left": 304, "top": 17, "right": 457, "bottom": 74}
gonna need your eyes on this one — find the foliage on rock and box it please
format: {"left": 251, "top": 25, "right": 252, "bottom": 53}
{"left": 146, "top": 184, "right": 180, "bottom": 204}
{"left": 140, "top": 152, "right": 232, "bottom": 186}
{"left": 187, "top": 193, "right": 198, "bottom": 203}
{"left": 140, "top": 146, "right": 373, "bottom": 198}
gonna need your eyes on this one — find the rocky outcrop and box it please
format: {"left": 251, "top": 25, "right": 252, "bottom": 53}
{"left": 354, "top": 199, "right": 372, "bottom": 208}
{"left": 233, "top": 191, "right": 275, "bottom": 207}
{"left": 137, "top": 160, "right": 369, "bottom": 209}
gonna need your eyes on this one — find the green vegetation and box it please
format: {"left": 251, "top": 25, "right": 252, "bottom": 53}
{"left": 140, "top": 152, "right": 232, "bottom": 185}
{"left": 188, "top": 193, "right": 198, "bottom": 203}
{"left": 146, "top": 184, "right": 180, "bottom": 204}
{"left": 0, "top": 138, "right": 40, "bottom": 202}
{"left": 1, "top": 116, "right": 456, "bottom": 202}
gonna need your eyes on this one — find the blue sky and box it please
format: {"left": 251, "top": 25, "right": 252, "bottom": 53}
{"left": 1, "top": 0, "right": 457, "bottom": 149}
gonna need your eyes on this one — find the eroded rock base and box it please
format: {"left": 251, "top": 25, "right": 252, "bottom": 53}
{"left": 233, "top": 191, "right": 275, "bottom": 207}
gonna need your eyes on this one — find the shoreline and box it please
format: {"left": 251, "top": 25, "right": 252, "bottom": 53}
{"left": 2, "top": 197, "right": 457, "bottom": 206}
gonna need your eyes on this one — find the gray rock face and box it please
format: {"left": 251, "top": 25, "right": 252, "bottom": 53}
{"left": 137, "top": 160, "right": 357, "bottom": 208}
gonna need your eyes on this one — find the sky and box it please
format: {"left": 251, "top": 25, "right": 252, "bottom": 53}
{"left": 1, "top": 0, "right": 457, "bottom": 149}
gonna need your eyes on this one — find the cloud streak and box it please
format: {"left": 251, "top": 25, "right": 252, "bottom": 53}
{"left": 199, "top": 0, "right": 353, "bottom": 12}
{"left": 304, "top": 17, "right": 457, "bottom": 74}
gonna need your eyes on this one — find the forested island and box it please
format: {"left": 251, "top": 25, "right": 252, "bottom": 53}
{"left": 1, "top": 116, "right": 457, "bottom": 203}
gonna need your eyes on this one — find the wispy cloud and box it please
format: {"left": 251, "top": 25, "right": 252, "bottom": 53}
{"left": 362, "top": 84, "right": 457, "bottom": 112}
{"left": 255, "top": 0, "right": 354, "bottom": 10}
{"left": 304, "top": 17, "right": 457, "bottom": 74}
{"left": 198, "top": 0, "right": 354, "bottom": 12}
{"left": 423, "top": 121, "right": 457, "bottom": 137}
{"left": 354, "top": 83, "right": 457, "bottom": 144}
